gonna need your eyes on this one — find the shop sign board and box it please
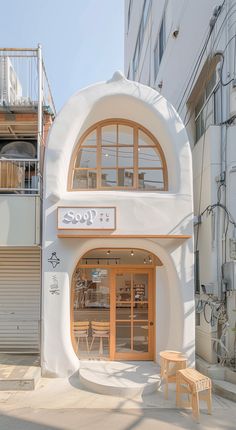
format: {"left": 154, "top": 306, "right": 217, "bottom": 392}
{"left": 57, "top": 207, "right": 116, "bottom": 230}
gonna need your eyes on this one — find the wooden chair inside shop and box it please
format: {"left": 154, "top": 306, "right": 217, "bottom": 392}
{"left": 90, "top": 321, "right": 110, "bottom": 356}
{"left": 73, "top": 321, "right": 90, "bottom": 354}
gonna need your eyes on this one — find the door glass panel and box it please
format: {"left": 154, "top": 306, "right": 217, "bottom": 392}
{"left": 116, "top": 322, "right": 131, "bottom": 352}
{"left": 133, "top": 303, "right": 148, "bottom": 320}
{"left": 73, "top": 268, "right": 110, "bottom": 359}
{"left": 116, "top": 305, "right": 132, "bottom": 320}
{"left": 133, "top": 322, "right": 148, "bottom": 352}
{"left": 133, "top": 274, "right": 148, "bottom": 301}
{"left": 115, "top": 271, "right": 150, "bottom": 356}
{"left": 116, "top": 273, "right": 131, "bottom": 301}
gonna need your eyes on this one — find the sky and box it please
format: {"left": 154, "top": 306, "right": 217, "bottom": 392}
{"left": 1, "top": 0, "right": 124, "bottom": 111}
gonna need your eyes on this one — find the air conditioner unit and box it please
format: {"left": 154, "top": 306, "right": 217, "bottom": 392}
{"left": 0, "top": 57, "right": 22, "bottom": 105}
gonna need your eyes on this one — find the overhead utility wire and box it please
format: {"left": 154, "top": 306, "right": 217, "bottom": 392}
{"left": 184, "top": 8, "right": 236, "bottom": 127}
{"left": 215, "top": 34, "right": 236, "bottom": 87}
{"left": 177, "top": 1, "right": 226, "bottom": 114}
{"left": 184, "top": 32, "right": 236, "bottom": 128}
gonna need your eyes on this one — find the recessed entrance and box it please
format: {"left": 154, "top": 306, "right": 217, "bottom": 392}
{"left": 71, "top": 248, "right": 162, "bottom": 360}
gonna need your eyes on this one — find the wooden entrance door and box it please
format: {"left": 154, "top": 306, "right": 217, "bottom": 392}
{"left": 110, "top": 268, "right": 154, "bottom": 360}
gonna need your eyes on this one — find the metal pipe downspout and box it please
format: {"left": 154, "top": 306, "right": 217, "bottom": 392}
{"left": 37, "top": 44, "right": 43, "bottom": 176}
{"left": 37, "top": 43, "right": 43, "bottom": 360}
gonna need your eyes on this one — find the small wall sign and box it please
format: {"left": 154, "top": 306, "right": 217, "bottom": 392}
{"left": 57, "top": 207, "right": 116, "bottom": 230}
{"left": 48, "top": 252, "right": 60, "bottom": 268}
{"left": 49, "top": 275, "right": 60, "bottom": 295}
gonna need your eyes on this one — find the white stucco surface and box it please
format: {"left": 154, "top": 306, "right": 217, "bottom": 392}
{"left": 42, "top": 72, "right": 194, "bottom": 377}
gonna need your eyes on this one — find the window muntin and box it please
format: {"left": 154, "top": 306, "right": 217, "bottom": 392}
{"left": 70, "top": 120, "right": 167, "bottom": 191}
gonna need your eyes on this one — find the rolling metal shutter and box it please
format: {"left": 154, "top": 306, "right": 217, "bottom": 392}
{"left": 0, "top": 247, "right": 41, "bottom": 352}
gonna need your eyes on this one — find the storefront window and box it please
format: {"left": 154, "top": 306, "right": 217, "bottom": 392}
{"left": 71, "top": 248, "right": 161, "bottom": 360}
{"left": 70, "top": 120, "right": 167, "bottom": 191}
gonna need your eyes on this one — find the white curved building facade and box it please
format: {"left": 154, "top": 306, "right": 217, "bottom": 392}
{"left": 42, "top": 72, "right": 194, "bottom": 377}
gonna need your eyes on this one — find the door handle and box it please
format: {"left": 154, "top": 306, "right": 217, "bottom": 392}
{"left": 149, "top": 321, "right": 154, "bottom": 326}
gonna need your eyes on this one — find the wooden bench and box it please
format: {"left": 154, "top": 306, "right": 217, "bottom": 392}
{"left": 176, "top": 368, "right": 212, "bottom": 422}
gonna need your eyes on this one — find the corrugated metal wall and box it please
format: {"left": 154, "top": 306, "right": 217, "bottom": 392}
{"left": 0, "top": 247, "right": 41, "bottom": 352}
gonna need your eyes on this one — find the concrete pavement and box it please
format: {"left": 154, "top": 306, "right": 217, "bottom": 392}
{"left": 0, "top": 375, "right": 235, "bottom": 429}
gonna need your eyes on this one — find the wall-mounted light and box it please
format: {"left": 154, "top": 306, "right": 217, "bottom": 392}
{"left": 148, "top": 255, "right": 152, "bottom": 263}
{"left": 106, "top": 250, "right": 111, "bottom": 255}
{"left": 130, "top": 250, "right": 134, "bottom": 256}
{"left": 144, "top": 258, "right": 147, "bottom": 264}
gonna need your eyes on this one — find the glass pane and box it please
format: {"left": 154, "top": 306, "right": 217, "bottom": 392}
{"left": 101, "top": 170, "right": 117, "bottom": 187}
{"left": 118, "top": 147, "right": 133, "bottom": 167}
{"left": 206, "top": 71, "right": 216, "bottom": 98}
{"left": 116, "top": 305, "right": 132, "bottom": 320}
{"left": 138, "top": 147, "right": 162, "bottom": 168}
{"left": 133, "top": 274, "right": 148, "bottom": 301}
{"left": 118, "top": 169, "right": 133, "bottom": 187}
{"left": 73, "top": 170, "right": 97, "bottom": 189}
{"left": 116, "top": 322, "right": 131, "bottom": 352}
{"left": 73, "top": 268, "right": 110, "bottom": 359}
{"left": 195, "top": 94, "right": 204, "bottom": 117}
{"left": 82, "top": 131, "right": 97, "bottom": 146}
{"left": 134, "top": 304, "right": 148, "bottom": 320}
{"left": 139, "top": 130, "right": 155, "bottom": 146}
{"left": 118, "top": 125, "right": 133, "bottom": 145}
{"left": 75, "top": 148, "right": 97, "bottom": 168}
{"left": 116, "top": 273, "right": 131, "bottom": 301}
{"left": 138, "top": 169, "right": 164, "bottom": 190}
{"left": 101, "top": 147, "right": 117, "bottom": 168}
{"left": 102, "top": 125, "right": 117, "bottom": 146}
{"left": 133, "top": 322, "right": 148, "bottom": 352}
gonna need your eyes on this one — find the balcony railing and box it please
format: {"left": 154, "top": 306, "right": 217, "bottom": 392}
{"left": 0, "top": 159, "right": 39, "bottom": 194}
{"left": 0, "top": 47, "right": 56, "bottom": 116}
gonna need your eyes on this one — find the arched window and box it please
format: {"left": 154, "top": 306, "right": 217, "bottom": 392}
{"left": 69, "top": 119, "right": 168, "bottom": 191}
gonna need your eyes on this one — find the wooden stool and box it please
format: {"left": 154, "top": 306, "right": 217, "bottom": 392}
{"left": 176, "top": 368, "right": 212, "bottom": 422}
{"left": 160, "top": 350, "right": 187, "bottom": 399}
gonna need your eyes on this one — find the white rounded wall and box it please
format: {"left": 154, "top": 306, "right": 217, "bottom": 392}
{"left": 42, "top": 73, "right": 194, "bottom": 377}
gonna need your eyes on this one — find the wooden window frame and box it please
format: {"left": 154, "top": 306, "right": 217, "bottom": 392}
{"left": 68, "top": 119, "right": 168, "bottom": 191}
